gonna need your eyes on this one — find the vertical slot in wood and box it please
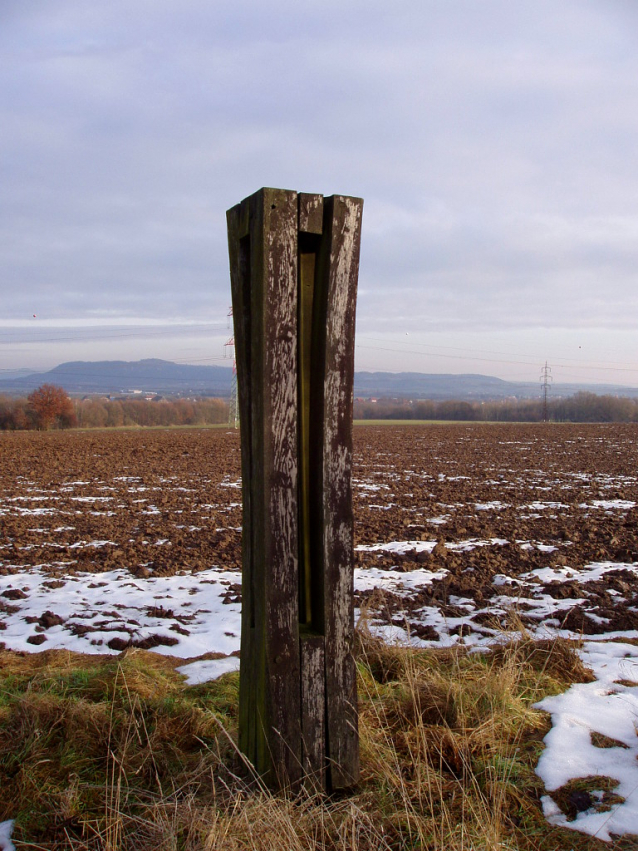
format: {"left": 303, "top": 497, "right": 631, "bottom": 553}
{"left": 298, "top": 232, "right": 322, "bottom": 629}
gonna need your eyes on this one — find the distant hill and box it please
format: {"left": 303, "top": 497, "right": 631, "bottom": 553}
{"left": 0, "top": 359, "right": 637, "bottom": 401}
{"left": 355, "top": 371, "right": 523, "bottom": 400}
{"left": 353, "top": 372, "right": 638, "bottom": 400}
{"left": 0, "top": 359, "right": 234, "bottom": 397}
{"left": 0, "top": 368, "right": 37, "bottom": 382}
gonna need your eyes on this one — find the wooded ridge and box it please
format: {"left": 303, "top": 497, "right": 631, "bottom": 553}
{"left": 1, "top": 359, "right": 637, "bottom": 401}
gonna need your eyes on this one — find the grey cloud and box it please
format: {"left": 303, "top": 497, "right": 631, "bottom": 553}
{"left": 2, "top": 0, "right": 638, "bottom": 376}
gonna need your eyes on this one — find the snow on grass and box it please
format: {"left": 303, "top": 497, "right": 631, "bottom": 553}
{"left": 353, "top": 550, "right": 638, "bottom": 841}
{"left": 536, "top": 641, "right": 638, "bottom": 841}
{"left": 522, "top": 501, "right": 570, "bottom": 511}
{"left": 0, "top": 821, "right": 14, "bottom": 851}
{"left": 8, "top": 507, "right": 59, "bottom": 516}
{"left": 177, "top": 655, "right": 240, "bottom": 684}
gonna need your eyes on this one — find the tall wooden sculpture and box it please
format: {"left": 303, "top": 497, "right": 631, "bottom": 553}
{"left": 226, "top": 188, "right": 363, "bottom": 791}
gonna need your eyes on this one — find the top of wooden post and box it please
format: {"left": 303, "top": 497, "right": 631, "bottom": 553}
{"left": 227, "top": 188, "right": 363, "bottom": 240}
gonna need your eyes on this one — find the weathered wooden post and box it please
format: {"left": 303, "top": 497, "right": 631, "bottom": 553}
{"left": 226, "top": 188, "right": 363, "bottom": 792}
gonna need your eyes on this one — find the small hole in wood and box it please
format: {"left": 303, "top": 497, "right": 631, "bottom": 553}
{"left": 271, "top": 204, "right": 276, "bottom": 209}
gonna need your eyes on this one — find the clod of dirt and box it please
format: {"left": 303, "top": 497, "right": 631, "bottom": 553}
{"left": 542, "top": 581, "right": 585, "bottom": 599}
{"left": 569, "top": 790, "right": 593, "bottom": 814}
{"left": 38, "top": 611, "right": 65, "bottom": 628}
{"left": 432, "top": 540, "right": 448, "bottom": 559}
{"left": 407, "top": 622, "right": 439, "bottom": 640}
{"left": 146, "top": 605, "right": 174, "bottom": 619}
{"left": 67, "top": 623, "right": 93, "bottom": 637}
{"left": 107, "top": 634, "right": 180, "bottom": 651}
{"left": 135, "top": 566, "right": 152, "bottom": 578}
{"left": 2, "top": 589, "right": 27, "bottom": 600}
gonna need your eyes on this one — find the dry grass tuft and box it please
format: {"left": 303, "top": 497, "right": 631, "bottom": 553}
{"left": 590, "top": 731, "right": 629, "bottom": 750}
{"left": 489, "top": 635, "right": 596, "bottom": 685}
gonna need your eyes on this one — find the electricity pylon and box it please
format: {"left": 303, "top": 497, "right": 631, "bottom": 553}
{"left": 225, "top": 307, "right": 238, "bottom": 428}
{"left": 540, "top": 361, "right": 552, "bottom": 422}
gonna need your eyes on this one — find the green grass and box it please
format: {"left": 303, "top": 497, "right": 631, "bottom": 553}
{"left": 0, "top": 636, "right": 620, "bottom": 850}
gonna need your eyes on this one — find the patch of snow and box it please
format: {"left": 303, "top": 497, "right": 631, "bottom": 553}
{"left": 0, "top": 567, "right": 242, "bottom": 658}
{"left": 357, "top": 538, "right": 510, "bottom": 556}
{"left": 474, "top": 501, "right": 510, "bottom": 511}
{"left": 527, "top": 562, "right": 638, "bottom": 586}
{"left": 0, "top": 820, "right": 15, "bottom": 851}
{"left": 354, "top": 566, "right": 447, "bottom": 592}
{"left": 591, "top": 500, "right": 636, "bottom": 511}
{"left": 177, "top": 655, "right": 240, "bottom": 684}
{"left": 536, "top": 641, "right": 638, "bottom": 842}
{"left": 357, "top": 540, "right": 434, "bottom": 554}
{"left": 523, "top": 501, "right": 569, "bottom": 511}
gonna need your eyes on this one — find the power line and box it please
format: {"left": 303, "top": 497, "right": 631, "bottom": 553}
{"left": 355, "top": 342, "right": 638, "bottom": 375}
{"left": 356, "top": 343, "right": 539, "bottom": 368}
{"left": 359, "top": 336, "right": 638, "bottom": 370}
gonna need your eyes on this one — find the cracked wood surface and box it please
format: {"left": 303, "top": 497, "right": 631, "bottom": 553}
{"left": 227, "top": 187, "right": 362, "bottom": 791}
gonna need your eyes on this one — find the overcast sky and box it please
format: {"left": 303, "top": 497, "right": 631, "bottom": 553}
{"left": 2, "top": 0, "right": 638, "bottom": 385}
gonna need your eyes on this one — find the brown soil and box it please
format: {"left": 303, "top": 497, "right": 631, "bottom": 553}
{"left": 1, "top": 423, "right": 637, "bottom": 637}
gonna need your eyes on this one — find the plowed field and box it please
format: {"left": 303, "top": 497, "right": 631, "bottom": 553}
{"left": 1, "top": 423, "right": 637, "bottom": 654}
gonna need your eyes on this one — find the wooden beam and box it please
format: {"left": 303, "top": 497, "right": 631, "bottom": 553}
{"left": 316, "top": 195, "right": 363, "bottom": 789}
{"left": 228, "top": 188, "right": 363, "bottom": 791}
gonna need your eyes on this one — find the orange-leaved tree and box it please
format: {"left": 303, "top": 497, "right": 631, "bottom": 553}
{"left": 27, "top": 384, "right": 77, "bottom": 430}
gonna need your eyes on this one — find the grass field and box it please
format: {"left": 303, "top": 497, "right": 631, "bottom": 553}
{"left": 0, "top": 630, "right": 614, "bottom": 851}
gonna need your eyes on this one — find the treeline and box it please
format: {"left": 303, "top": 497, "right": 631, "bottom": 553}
{"left": 354, "top": 391, "right": 638, "bottom": 423}
{"left": 0, "top": 388, "right": 229, "bottom": 430}
{"left": 73, "top": 397, "right": 228, "bottom": 428}
{"left": 3, "top": 385, "right": 638, "bottom": 430}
